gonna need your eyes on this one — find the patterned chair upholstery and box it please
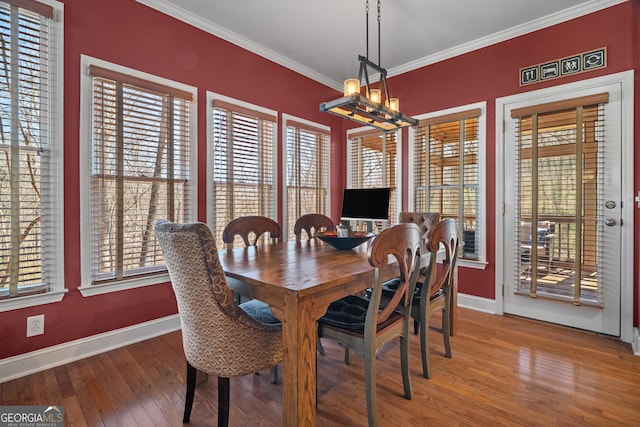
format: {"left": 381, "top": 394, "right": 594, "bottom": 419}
{"left": 155, "top": 220, "right": 283, "bottom": 426}
{"left": 398, "top": 211, "right": 441, "bottom": 241}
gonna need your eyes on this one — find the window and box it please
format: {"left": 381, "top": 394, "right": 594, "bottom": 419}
{"left": 207, "top": 93, "right": 277, "bottom": 248}
{"left": 409, "top": 103, "right": 486, "bottom": 265}
{"left": 80, "top": 57, "right": 197, "bottom": 295}
{"left": 283, "top": 115, "right": 330, "bottom": 240}
{"left": 346, "top": 128, "right": 400, "bottom": 227}
{"left": 0, "top": 0, "right": 64, "bottom": 310}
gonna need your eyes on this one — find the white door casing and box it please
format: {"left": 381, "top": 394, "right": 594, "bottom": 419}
{"left": 495, "top": 71, "right": 634, "bottom": 341}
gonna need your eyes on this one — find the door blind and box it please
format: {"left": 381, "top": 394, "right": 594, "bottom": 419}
{"left": 513, "top": 97, "right": 606, "bottom": 305}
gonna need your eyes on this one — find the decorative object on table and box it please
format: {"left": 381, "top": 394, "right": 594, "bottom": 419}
{"left": 318, "top": 222, "right": 422, "bottom": 427}
{"left": 154, "top": 220, "right": 283, "bottom": 427}
{"left": 316, "top": 230, "right": 374, "bottom": 250}
{"left": 336, "top": 219, "right": 352, "bottom": 237}
{"left": 319, "top": 0, "right": 418, "bottom": 132}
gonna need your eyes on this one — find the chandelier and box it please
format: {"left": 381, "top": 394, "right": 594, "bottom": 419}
{"left": 320, "top": 0, "right": 418, "bottom": 131}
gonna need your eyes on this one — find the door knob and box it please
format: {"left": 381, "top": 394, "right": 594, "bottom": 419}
{"left": 605, "top": 218, "right": 617, "bottom": 226}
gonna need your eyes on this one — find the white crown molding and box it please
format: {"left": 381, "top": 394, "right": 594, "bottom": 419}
{"left": 136, "top": 0, "right": 341, "bottom": 90}
{"left": 387, "top": 0, "right": 628, "bottom": 78}
{"left": 137, "top": 0, "right": 627, "bottom": 90}
{"left": 0, "top": 314, "right": 181, "bottom": 383}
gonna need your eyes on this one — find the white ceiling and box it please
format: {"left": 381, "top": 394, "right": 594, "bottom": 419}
{"left": 136, "top": 0, "right": 623, "bottom": 90}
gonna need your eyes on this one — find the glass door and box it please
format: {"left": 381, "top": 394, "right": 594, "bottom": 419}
{"left": 503, "top": 84, "right": 623, "bottom": 336}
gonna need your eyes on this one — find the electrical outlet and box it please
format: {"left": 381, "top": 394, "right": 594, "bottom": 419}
{"left": 27, "top": 314, "right": 44, "bottom": 337}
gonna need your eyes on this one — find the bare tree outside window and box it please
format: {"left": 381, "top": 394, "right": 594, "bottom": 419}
{"left": 0, "top": 2, "right": 52, "bottom": 297}
{"left": 89, "top": 73, "right": 191, "bottom": 285}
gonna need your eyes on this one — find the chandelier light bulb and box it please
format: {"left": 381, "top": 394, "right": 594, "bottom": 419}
{"left": 369, "top": 89, "right": 381, "bottom": 104}
{"left": 344, "top": 79, "right": 360, "bottom": 96}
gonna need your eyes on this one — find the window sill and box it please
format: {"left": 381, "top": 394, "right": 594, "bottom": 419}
{"left": 0, "top": 289, "right": 68, "bottom": 312}
{"left": 458, "top": 259, "right": 488, "bottom": 270}
{"left": 79, "top": 273, "right": 171, "bottom": 297}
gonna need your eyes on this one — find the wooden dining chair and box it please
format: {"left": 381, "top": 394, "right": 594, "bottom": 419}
{"left": 384, "top": 211, "right": 441, "bottom": 334}
{"left": 293, "top": 213, "right": 335, "bottom": 241}
{"left": 222, "top": 215, "right": 282, "bottom": 250}
{"left": 155, "top": 220, "right": 283, "bottom": 427}
{"left": 318, "top": 222, "right": 422, "bottom": 427}
{"left": 414, "top": 218, "right": 458, "bottom": 378}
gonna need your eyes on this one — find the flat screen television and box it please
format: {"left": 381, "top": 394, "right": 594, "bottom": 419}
{"left": 340, "top": 187, "right": 391, "bottom": 222}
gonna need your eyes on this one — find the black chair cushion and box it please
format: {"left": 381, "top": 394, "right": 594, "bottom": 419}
{"left": 240, "top": 299, "right": 281, "bottom": 325}
{"left": 381, "top": 277, "right": 443, "bottom": 302}
{"left": 381, "top": 277, "right": 421, "bottom": 300}
{"left": 320, "top": 295, "right": 371, "bottom": 331}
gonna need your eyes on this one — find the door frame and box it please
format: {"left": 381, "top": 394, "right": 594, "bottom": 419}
{"left": 495, "top": 70, "right": 635, "bottom": 343}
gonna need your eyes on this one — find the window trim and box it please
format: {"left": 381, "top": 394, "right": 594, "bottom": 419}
{"left": 78, "top": 55, "right": 198, "bottom": 297}
{"left": 205, "top": 92, "right": 279, "bottom": 239}
{"left": 281, "top": 114, "right": 331, "bottom": 238}
{"left": 346, "top": 126, "right": 402, "bottom": 226}
{"left": 408, "top": 102, "right": 487, "bottom": 269}
{"left": 0, "top": 0, "right": 66, "bottom": 312}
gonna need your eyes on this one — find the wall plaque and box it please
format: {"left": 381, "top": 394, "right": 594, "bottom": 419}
{"left": 520, "top": 47, "right": 606, "bottom": 86}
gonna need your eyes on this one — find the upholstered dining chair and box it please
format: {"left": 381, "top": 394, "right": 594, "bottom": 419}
{"left": 293, "top": 213, "right": 335, "bottom": 241}
{"left": 155, "top": 220, "right": 283, "bottom": 427}
{"left": 318, "top": 222, "right": 422, "bottom": 427}
{"left": 398, "top": 211, "right": 441, "bottom": 239}
{"left": 222, "top": 215, "right": 282, "bottom": 250}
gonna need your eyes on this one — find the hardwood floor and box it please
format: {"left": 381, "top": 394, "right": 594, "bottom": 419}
{"left": 2, "top": 308, "right": 639, "bottom": 426}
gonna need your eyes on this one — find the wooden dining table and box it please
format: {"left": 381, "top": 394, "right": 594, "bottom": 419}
{"left": 219, "top": 238, "right": 457, "bottom": 427}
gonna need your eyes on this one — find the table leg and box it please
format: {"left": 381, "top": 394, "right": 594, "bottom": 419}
{"left": 282, "top": 293, "right": 317, "bottom": 427}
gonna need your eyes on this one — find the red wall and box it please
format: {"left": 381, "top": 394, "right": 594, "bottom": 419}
{"left": 390, "top": 1, "right": 639, "bottom": 304}
{"left": 1, "top": 0, "right": 638, "bottom": 359}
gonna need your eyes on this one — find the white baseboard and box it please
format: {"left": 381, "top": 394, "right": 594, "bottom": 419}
{"left": 0, "top": 314, "right": 181, "bottom": 384}
{"left": 3, "top": 299, "right": 634, "bottom": 384}
{"left": 457, "top": 293, "right": 498, "bottom": 314}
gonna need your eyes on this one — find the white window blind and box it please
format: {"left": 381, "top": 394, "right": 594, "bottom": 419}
{"left": 89, "top": 66, "right": 193, "bottom": 285}
{"left": 0, "top": 0, "right": 61, "bottom": 301}
{"left": 285, "top": 119, "right": 330, "bottom": 240}
{"left": 412, "top": 109, "right": 481, "bottom": 260}
{"left": 347, "top": 129, "right": 398, "bottom": 225}
{"left": 211, "top": 100, "right": 276, "bottom": 248}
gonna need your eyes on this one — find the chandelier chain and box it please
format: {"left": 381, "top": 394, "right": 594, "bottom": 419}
{"left": 377, "top": 0, "right": 381, "bottom": 66}
{"left": 365, "top": 0, "right": 369, "bottom": 60}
